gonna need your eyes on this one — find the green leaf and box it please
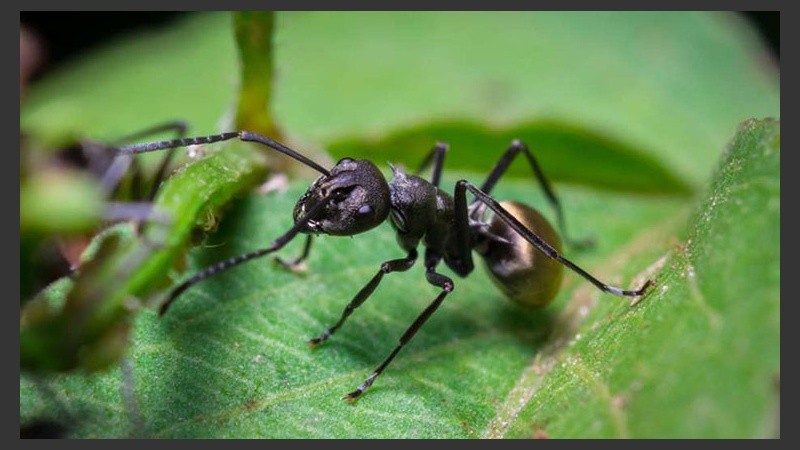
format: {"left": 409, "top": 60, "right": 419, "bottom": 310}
{"left": 500, "top": 118, "right": 780, "bottom": 438}
{"left": 21, "top": 13, "right": 238, "bottom": 144}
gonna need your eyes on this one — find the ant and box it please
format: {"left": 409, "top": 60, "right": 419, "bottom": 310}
{"left": 122, "top": 130, "right": 653, "bottom": 401}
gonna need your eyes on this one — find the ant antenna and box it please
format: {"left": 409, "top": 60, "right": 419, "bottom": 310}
{"left": 118, "top": 131, "right": 331, "bottom": 177}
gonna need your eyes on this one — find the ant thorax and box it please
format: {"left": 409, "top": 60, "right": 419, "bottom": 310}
{"left": 387, "top": 165, "right": 455, "bottom": 256}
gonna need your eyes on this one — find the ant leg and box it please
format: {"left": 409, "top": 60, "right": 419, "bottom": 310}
{"left": 100, "top": 153, "right": 135, "bottom": 195}
{"left": 456, "top": 180, "right": 652, "bottom": 297}
{"left": 98, "top": 121, "right": 189, "bottom": 197}
{"left": 136, "top": 122, "right": 189, "bottom": 202}
{"left": 129, "top": 157, "right": 146, "bottom": 200}
{"left": 345, "top": 250, "right": 453, "bottom": 401}
{"left": 102, "top": 201, "right": 170, "bottom": 224}
{"left": 309, "top": 249, "right": 418, "bottom": 346}
{"left": 158, "top": 191, "right": 338, "bottom": 316}
{"left": 448, "top": 172, "right": 477, "bottom": 276}
{"left": 414, "top": 142, "right": 449, "bottom": 187}
{"left": 478, "top": 140, "right": 592, "bottom": 249}
{"left": 101, "top": 201, "right": 175, "bottom": 253}
{"left": 274, "top": 235, "right": 313, "bottom": 272}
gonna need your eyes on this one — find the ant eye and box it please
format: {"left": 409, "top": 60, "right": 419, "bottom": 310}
{"left": 358, "top": 205, "right": 372, "bottom": 215}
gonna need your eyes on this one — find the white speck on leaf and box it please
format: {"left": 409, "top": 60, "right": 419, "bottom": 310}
{"left": 187, "top": 144, "right": 206, "bottom": 159}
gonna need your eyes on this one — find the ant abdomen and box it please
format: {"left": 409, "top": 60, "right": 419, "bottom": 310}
{"left": 477, "top": 201, "right": 564, "bottom": 308}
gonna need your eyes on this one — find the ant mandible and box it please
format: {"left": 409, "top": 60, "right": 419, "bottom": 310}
{"left": 120, "top": 130, "right": 653, "bottom": 401}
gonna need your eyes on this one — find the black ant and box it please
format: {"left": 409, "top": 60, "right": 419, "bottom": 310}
{"left": 123, "top": 131, "right": 653, "bottom": 401}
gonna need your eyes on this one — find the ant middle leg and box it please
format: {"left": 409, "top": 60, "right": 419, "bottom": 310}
{"left": 309, "top": 249, "right": 418, "bottom": 346}
{"left": 478, "top": 140, "right": 593, "bottom": 249}
{"left": 345, "top": 249, "right": 454, "bottom": 401}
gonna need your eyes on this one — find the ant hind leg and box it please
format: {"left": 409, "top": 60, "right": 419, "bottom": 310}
{"left": 479, "top": 140, "right": 593, "bottom": 250}
{"left": 456, "top": 180, "right": 652, "bottom": 297}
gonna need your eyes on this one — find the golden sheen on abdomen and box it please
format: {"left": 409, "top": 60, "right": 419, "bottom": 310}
{"left": 480, "top": 201, "right": 564, "bottom": 308}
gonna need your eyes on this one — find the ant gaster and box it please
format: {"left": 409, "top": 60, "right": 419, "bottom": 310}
{"left": 121, "top": 131, "right": 652, "bottom": 400}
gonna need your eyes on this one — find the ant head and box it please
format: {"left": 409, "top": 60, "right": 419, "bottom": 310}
{"left": 293, "top": 158, "right": 390, "bottom": 236}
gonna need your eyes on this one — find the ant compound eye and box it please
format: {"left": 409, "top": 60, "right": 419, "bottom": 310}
{"left": 336, "top": 157, "right": 355, "bottom": 165}
{"left": 358, "top": 205, "right": 372, "bottom": 215}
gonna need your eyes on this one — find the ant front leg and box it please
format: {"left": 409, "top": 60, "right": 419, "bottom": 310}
{"left": 158, "top": 192, "right": 340, "bottom": 316}
{"left": 456, "top": 180, "right": 652, "bottom": 297}
{"left": 479, "top": 140, "right": 592, "bottom": 249}
{"left": 345, "top": 249, "right": 454, "bottom": 401}
{"left": 274, "top": 235, "right": 313, "bottom": 273}
{"left": 309, "top": 249, "right": 418, "bottom": 346}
